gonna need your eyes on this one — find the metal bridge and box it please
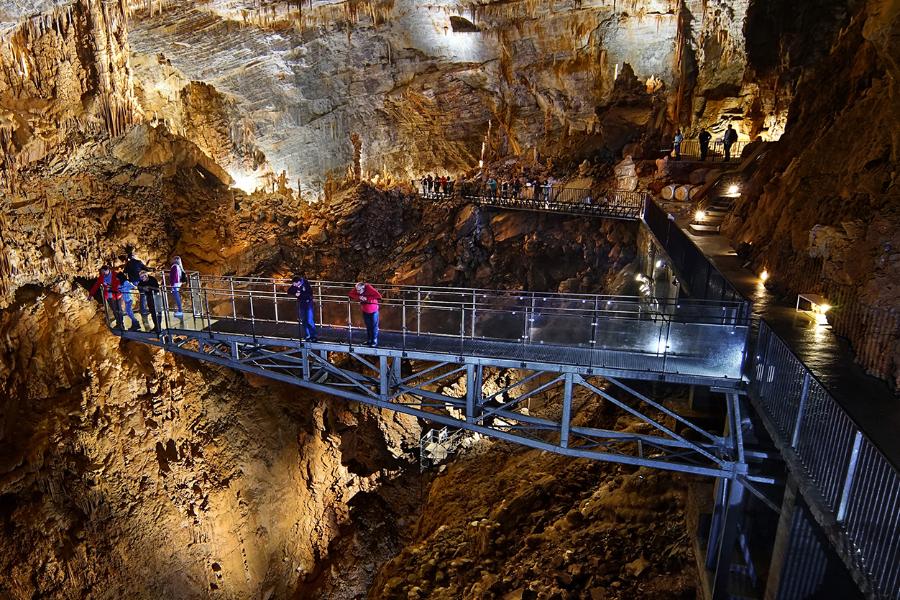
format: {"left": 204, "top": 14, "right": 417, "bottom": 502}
{"left": 108, "top": 275, "right": 754, "bottom": 481}
{"left": 104, "top": 272, "right": 772, "bottom": 599}
{"left": 457, "top": 185, "right": 646, "bottom": 220}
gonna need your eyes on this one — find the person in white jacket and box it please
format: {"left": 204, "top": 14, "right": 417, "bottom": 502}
{"left": 169, "top": 256, "right": 187, "bottom": 318}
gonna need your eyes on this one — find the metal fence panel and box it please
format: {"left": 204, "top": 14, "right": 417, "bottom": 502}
{"left": 750, "top": 321, "right": 900, "bottom": 600}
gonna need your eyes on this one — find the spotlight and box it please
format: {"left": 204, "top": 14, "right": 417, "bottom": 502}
{"left": 760, "top": 270, "right": 769, "bottom": 281}
{"left": 729, "top": 185, "right": 740, "bottom": 194}
{"left": 655, "top": 259, "right": 664, "bottom": 268}
{"left": 695, "top": 211, "right": 705, "bottom": 221}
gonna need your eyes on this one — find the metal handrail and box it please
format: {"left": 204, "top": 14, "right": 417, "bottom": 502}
{"left": 185, "top": 276, "right": 751, "bottom": 325}
{"left": 750, "top": 320, "right": 900, "bottom": 600}
{"left": 101, "top": 274, "right": 750, "bottom": 379}
{"left": 457, "top": 185, "right": 645, "bottom": 218}
{"left": 656, "top": 140, "right": 750, "bottom": 163}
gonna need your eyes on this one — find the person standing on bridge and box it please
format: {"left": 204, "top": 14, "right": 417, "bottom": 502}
{"left": 723, "top": 123, "right": 738, "bottom": 162}
{"left": 89, "top": 265, "right": 123, "bottom": 330}
{"left": 169, "top": 256, "right": 186, "bottom": 318}
{"left": 698, "top": 127, "right": 711, "bottom": 161}
{"left": 349, "top": 282, "right": 382, "bottom": 346}
{"left": 288, "top": 274, "right": 317, "bottom": 342}
{"left": 137, "top": 270, "right": 162, "bottom": 334}
{"left": 116, "top": 272, "right": 141, "bottom": 331}
{"left": 125, "top": 249, "right": 151, "bottom": 316}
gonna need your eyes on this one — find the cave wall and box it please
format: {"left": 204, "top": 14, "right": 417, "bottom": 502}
{"left": 0, "top": 284, "right": 419, "bottom": 599}
{"left": 722, "top": 0, "right": 900, "bottom": 387}
{"left": 1, "top": 0, "right": 815, "bottom": 196}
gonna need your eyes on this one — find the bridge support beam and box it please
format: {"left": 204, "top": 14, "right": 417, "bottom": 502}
{"left": 763, "top": 477, "right": 864, "bottom": 600}
{"left": 710, "top": 477, "right": 746, "bottom": 600}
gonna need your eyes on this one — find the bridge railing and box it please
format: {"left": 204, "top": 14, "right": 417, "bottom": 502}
{"left": 132, "top": 275, "right": 751, "bottom": 378}
{"left": 750, "top": 321, "right": 900, "bottom": 600}
{"left": 458, "top": 184, "right": 645, "bottom": 219}
{"left": 655, "top": 140, "right": 750, "bottom": 163}
{"left": 643, "top": 198, "right": 752, "bottom": 316}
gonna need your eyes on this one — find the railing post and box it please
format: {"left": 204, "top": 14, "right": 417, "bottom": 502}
{"left": 837, "top": 431, "right": 864, "bottom": 523}
{"left": 273, "top": 281, "right": 279, "bottom": 324}
{"left": 347, "top": 298, "right": 353, "bottom": 344}
{"left": 316, "top": 281, "right": 323, "bottom": 327}
{"left": 790, "top": 372, "right": 811, "bottom": 448}
{"left": 203, "top": 287, "right": 212, "bottom": 334}
{"left": 230, "top": 279, "right": 236, "bottom": 319}
{"left": 249, "top": 291, "right": 257, "bottom": 344}
{"left": 160, "top": 285, "right": 170, "bottom": 333}
{"left": 471, "top": 290, "right": 477, "bottom": 338}
{"left": 190, "top": 273, "right": 201, "bottom": 317}
{"left": 459, "top": 304, "right": 465, "bottom": 353}
{"left": 417, "top": 288, "right": 422, "bottom": 337}
{"left": 402, "top": 297, "right": 407, "bottom": 350}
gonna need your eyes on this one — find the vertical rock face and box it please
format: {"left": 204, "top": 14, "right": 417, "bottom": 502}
{"left": 0, "top": 0, "right": 140, "bottom": 188}
{"left": 721, "top": 0, "right": 900, "bottom": 388}
{"left": 123, "top": 0, "right": 691, "bottom": 190}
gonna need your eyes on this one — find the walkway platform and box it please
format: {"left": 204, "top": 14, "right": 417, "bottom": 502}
{"left": 107, "top": 277, "right": 757, "bottom": 480}
{"left": 677, "top": 216, "right": 900, "bottom": 469}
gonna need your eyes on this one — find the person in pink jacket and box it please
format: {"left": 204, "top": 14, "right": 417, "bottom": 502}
{"left": 349, "top": 282, "right": 382, "bottom": 346}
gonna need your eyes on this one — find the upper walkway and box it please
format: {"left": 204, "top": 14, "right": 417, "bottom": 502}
{"left": 456, "top": 186, "right": 646, "bottom": 221}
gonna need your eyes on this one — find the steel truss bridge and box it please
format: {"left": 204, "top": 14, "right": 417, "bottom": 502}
{"left": 106, "top": 273, "right": 782, "bottom": 599}
{"left": 110, "top": 276, "right": 758, "bottom": 479}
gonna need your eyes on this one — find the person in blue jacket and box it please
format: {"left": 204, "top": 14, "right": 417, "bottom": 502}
{"left": 288, "top": 274, "right": 317, "bottom": 342}
{"left": 116, "top": 272, "right": 141, "bottom": 331}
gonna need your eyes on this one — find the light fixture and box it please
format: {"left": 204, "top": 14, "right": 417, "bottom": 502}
{"left": 760, "top": 270, "right": 769, "bottom": 281}
{"left": 655, "top": 259, "right": 664, "bottom": 268}
{"left": 695, "top": 211, "right": 705, "bottom": 221}
{"left": 796, "top": 293, "right": 831, "bottom": 325}
{"left": 729, "top": 185, "right": 740, "bottom": 194}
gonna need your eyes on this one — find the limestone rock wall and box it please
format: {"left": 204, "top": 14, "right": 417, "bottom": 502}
{"left": 721, "top": 0, "right": 900, "bottom": 388}
{"left": 0, "top": 0, "right": 141, "bottom": 193}
{"left": 122, "top": 0, "right": 688, "bottom": 192}
{"left": 0, "top": 283, "right": 420, "bottom": 599}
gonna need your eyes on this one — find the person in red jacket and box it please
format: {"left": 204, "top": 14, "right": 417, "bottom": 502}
{"left": 89, "top": 265, "right": 124, "bottom": 329}
{"left": 349, "top": 282, "right": 382, "bottom": 346}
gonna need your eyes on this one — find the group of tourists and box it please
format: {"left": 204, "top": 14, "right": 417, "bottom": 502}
{"left": 91, "top": 256, "right": 383, "bottom": 346}
{"left": 672, "top": 123, "right": 740, "bottom": 162}
{"left": 485, "top": 176, "right": 559, "bottom": 202}
{"left": 420, "top": 175, "right": 454, "bottom": 197}
{"left": 89, "top": 250, "right": 187, "bottom": 334}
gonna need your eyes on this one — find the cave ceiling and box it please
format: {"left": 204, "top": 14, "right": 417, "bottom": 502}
{"left": 1, "top": 0, "right": 793, "bottom": 196}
